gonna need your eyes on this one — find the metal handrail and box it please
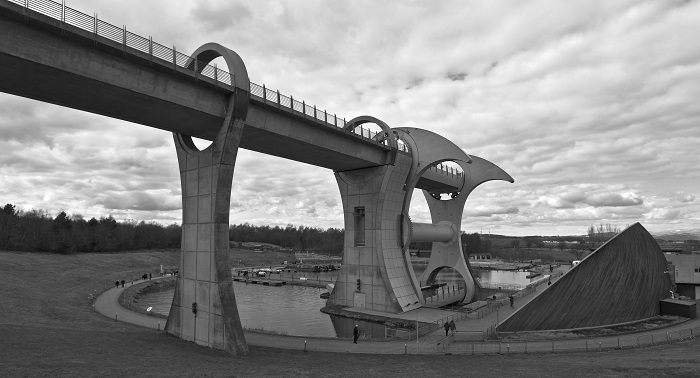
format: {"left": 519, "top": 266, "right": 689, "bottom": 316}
{"left": 8, "top": 0, "right": 465, "bottom": 162}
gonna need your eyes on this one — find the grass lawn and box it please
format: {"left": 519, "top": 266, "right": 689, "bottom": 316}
{"left": 1, "top": 250, "right": 699, "bottom": 377}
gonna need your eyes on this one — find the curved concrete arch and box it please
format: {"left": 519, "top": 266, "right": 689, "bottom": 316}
{"left": 344, "top": 115, "right": 398, "bottom": 150}
{"left": 425, "top": 266, "right": 468, "bottom": 302}
{"left": 185, "top": 42, "right": 250, "bottom": 125}
{"left": 393, "top": 127, "right": 514, "bottom": 304}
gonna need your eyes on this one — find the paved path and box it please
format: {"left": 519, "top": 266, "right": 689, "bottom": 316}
{"left": 93, "top": 274, "right": 699, "bottom": 355}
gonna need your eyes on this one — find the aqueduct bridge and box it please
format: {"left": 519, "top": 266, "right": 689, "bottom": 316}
{"left": 0, "top": 0, "right": 513, "bottom": 355}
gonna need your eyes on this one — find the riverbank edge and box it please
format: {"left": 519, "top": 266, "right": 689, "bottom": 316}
{"left": 494, "top": 315, "right": 692, "bottom": 341}
{"left": 119, "top": 277, "right": 176, "bottom": 319}
{"left": 320, "top": 304, "right": 440, "bottom": 335}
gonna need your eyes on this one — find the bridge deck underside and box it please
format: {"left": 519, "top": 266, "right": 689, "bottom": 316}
{"left": 0, "top": 3, "right": 461, "bottom": 191}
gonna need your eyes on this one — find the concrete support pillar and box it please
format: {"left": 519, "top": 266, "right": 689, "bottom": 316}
{"left": 165, "top": 113, "right": 248, "bottom": 355}
{"left": 165, "top": 42, "right": 250, "bottom": 355}
{"left": 327, "top": 116, "right": 420, "bottom": 313}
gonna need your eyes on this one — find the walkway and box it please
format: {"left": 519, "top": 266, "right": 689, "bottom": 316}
{"left": 94, "top": 270, "right": 699, "bottom": 355}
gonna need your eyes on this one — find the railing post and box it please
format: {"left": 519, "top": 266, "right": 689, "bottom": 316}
{"left": 324, "top": 110, "right": 327, "bottom": 124}
{"left": 302, "top": 101, "right": 306, "bottom": 118}
{"left": 290, "top": 96, "right": 294, "bottom": 111}
{"left": 122, "top": 25, "right": 126, "bottom": 55}
{"left": 314, "top": 106, "right": 317, "bottom": 120}
{"left": 93, "top": 13, "right": 97, "bottom": 44}
{"left": 262, "top": 84, "right": 266, "bottom": 103}
{"left": 277, "top": 90, "right": 280, "bottom": 105}
{"left": 213, "top": 63, "right": 218, "bottom": 86}
{"left": 334, "top": 114, "right": 337, "bottom": 127}
{"left": 149, "top": 36, "right": 153, "bottom": 63}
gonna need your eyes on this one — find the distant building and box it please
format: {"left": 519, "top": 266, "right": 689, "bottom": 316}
{"left": 664, "top": 252, "right": 700, "bottom": 299}
{"left": 469, "top": 253, "right": 492, "bottom": 260}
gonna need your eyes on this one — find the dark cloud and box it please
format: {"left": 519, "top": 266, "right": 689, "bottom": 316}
{"left": 96, "top": 191, "right": 181, "bottom": 211}
{"left": 586, "top": 193, "right": 643, "bottom": 207}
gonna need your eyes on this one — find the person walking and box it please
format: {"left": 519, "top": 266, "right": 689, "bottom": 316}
{"left": 120, "top": 279, "right": 125, "bottom": 288}
{"left": 449, "top": 320, "right": 456, "bottom": 336}
{"left": 114, "top": 280, "right": 119, "bottom": 289}
{"left": 353, "top": 325, "right": 360, "bottom": 344}
{"left": 443, "top": 321, "right": 450, "bottom": 336}
{"left": 509, "top": 295, "right": 514, "bottom": 308}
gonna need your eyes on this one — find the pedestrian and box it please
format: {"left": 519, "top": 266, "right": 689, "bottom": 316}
{"left": 548, "top": 280, "right": 552, "bottom": 286}
{"left": 120, "top": 279, "right": 125, "bottom": 288}
{"left": 353, "top": 325, "right": 360, "bottom": 344}
{"left": 509, "top": 295, "right": 514, "bottom": 308}
{"left": 149, "top": 272, "right": 152, "bottom": 280}
{"left": 549, "top": 264, "right": 553, "bottom": 273}
{"left": 443, "top": 321, "right": 450, "bottom": 336}
{"left": 449, "top": 320, "right": 456, "bottom": 336}
{"left": 114, "top": 280, "right": 119, "bottom": 288}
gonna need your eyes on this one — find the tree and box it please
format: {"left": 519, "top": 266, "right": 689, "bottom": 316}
{"left": 461, "top": 233, "right": 482, "bottom": 258}
{"left": 572, "top": 249, "right": 586, "bottom": 260}
{"left": 52, "top": 211, "right": 72, "bottom": 232}
{"left": 557, "top": 241, "right": 567, "bottom": 252}
{"left": 587, "top": 223, "right": 622, "bottom": 247}
{"left": 2, "top": 203, "right": 16, "bottom": 216}
{"left": 510, "top": 240, "right": 520, "bottom": 249}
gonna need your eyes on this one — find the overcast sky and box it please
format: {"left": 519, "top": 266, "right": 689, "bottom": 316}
{"left": 1, "top": 0, "right": 699, "bottom": 237}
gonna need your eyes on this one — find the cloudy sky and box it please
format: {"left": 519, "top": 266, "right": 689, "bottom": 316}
{"left": 1, "top": 0, "right": 699, "bottom": 237}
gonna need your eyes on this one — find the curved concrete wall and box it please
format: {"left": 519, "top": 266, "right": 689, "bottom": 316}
{"left": 497, "top": 223, "right": 671, "bottom": 332}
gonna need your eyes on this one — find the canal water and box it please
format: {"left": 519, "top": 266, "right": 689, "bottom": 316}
{"left": 140, "top": 269, "right": 536, "bottom": 338}
{"left": 476, "top": 270, "right": 536, "bottom": 288}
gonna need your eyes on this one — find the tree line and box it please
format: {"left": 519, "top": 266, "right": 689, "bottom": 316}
{"left": 0, "top": 204, "right": 180, "bottom": 254}
{"left": 229, "top": 223, "right": 344, "bottom": 254}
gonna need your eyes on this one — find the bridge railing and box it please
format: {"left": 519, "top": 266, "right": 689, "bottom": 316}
{"left": 9, "top": 0, "right": 413, "bottom": 151}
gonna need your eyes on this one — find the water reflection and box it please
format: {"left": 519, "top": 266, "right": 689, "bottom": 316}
{"left": 477, "top": 270, "right": 534, "bottom": 287}
{"left": 140, "top": 269, "right": 536, "bottom": 338}
{"left": 146, "top": 281, "right": 339, "bottom": 337}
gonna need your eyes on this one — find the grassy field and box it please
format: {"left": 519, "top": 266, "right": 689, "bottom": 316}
{"left": 1, "top": 250, "right": 699, "bottom": 377}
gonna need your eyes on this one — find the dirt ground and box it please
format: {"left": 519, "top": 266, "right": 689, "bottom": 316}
{"left": 1, "top": 250, "right": 699, "bottom": 377}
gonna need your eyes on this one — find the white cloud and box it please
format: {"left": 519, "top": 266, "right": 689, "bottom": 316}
{"left": 1, "top": 0, "right": 699, "bottom": 236}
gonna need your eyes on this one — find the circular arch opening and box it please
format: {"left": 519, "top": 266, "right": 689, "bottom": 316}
{"left": 423, "top": 266, "right": 467, "bottom": 299}
{"left": 424, "top": 160, "right": 464, "bottom": 201}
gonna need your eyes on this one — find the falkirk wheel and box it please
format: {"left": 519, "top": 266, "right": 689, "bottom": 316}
{"left": 327, "top": 122, "right": 514, "bottom": 313}
{"left": 163, "top": 43, "right": 513, "bottom": 355}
